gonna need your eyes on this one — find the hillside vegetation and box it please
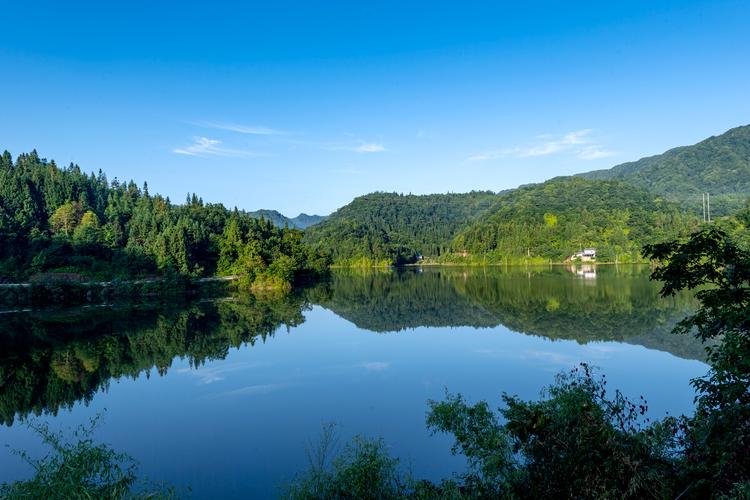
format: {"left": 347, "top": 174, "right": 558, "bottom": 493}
{"left": 450, "top": 178, "right": 699, "bottom": 263}
{"left": 306, "top": 125, "right": 750, "bottom": 266}
{"left": 304, "top": 191, "right": 499, "bottom": 265}
{"left": 580, "top": 124, "right": 750, "bottom": 215}
{"left": 0, "top": 151, "right": 328, "bottom": 289}
{"left": 4, "top": 125, "right": 749, "bottom": 272}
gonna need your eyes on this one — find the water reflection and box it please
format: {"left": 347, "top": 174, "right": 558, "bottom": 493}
{"left": 0, "top": 265, "right": 702, "bottom": 427}
{"left": 312, "top": 266, "right": 701, "bottom": 359}
{"left": 568, "top": 263, "right": 597, "bottom": 279}
{"left": 0, "top": 296, "right": 309, "bottom": 426}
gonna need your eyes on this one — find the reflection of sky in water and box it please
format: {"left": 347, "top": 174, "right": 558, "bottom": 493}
{"left": 0, "top": 305, "right": 707, "bottom": 499}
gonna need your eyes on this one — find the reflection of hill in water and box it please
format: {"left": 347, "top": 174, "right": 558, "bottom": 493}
{"left": 310, "top": 266, "right": 705, "bottom": 361}
{"left": 305, "top": 269, "right": 501, "bottom": 330}
{"left": 0, "top": 296, "right": 309, "bottom": 426}
{"left": 0, "top": 266, "right": 704, "bottom": 427}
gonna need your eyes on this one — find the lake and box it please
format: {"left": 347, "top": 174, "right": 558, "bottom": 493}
{"left": 0, "top": 265, "right": 708, "bottom": 498}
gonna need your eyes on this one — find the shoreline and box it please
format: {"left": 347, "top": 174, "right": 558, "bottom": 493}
{"left": 331, "top": 261, "right": 652, "bottom": 269}
{"left": 0, "top": 274, "right": 239, "bottom": 289}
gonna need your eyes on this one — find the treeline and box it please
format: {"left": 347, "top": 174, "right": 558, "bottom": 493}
{"left": 304, "top": 191, "right": 499, "bottom": 265}
{"left": 450, "top": 177, "right": 701, "bottom": 263}
{"left": 0, "top": 151, "right": 329, "bottom": 290}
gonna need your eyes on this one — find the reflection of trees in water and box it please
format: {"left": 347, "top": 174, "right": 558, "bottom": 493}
{"left": 312, "top": 266, "right": 704, "bottom": 360}
{"left": 306, "top": 269, "right": 501, "bottom": 331}
{"left": 0, "top": 295, "right": 309, "bottom": 426}
{"left": 0, "top": 267, "right": 704, "bottom": 427}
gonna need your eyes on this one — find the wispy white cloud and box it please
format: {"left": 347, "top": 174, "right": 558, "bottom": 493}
{"left": 520, "top": 129, "right": 592, "bottom": 157}
{"left": 468, "top": 129, "right": 616, "bottom": 162}
{"left": 214, "top": 383, "right": 285, "bottom": 398}
{"left": 354, "top": 143, "right": 386, "bottom": 153}
{"left": 359, "top": 361, "right": 390, "bottom": 372}
{"left": 521, "top": 349, "right": 578, "bottom": 366}
{"left": 193, "top": 121, "right": 286, "bottom": 136}
{"left": 576, "top": 146, "right": 617, "bottom": 160}
{"left": 173, "top": 136, "right": 263, "bottom": 158}
{"left": 323, "top": 141, "right": 387, "bottom": 153}
{"left": 176, "top": 362, "right": 269, "bottom": 385}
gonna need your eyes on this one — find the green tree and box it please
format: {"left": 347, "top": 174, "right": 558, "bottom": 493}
{"left": 73, "top": 210, "right": 101, "bottom": 244}
{"left": 644, "top": 228, "right": 750, "bottom": 497}
{"left": 50, "top": 201, "right": 84, "bottom": 237}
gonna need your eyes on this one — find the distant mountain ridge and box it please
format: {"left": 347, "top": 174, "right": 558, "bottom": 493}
{"left": 247, "top": 209, "right": 327, "bottom": 229}
{"left": 262, "top": 124, "right": 748, "bottom": 265}
{"left": 302, "top": 125, "right": 750, "bottom": 265}
{"left": 578, "top": 124, "right": 750, "bottom": 215}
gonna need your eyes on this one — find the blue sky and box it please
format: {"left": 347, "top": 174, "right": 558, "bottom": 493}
{"left": 1, "top": 1, "right": 748, "bottom": 216}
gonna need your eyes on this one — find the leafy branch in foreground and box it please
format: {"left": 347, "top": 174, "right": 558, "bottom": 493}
{"left": 644, "top": 228, "right": 750, "bottom": 497}
{"left": 0, "top": 414, "right": 174, "bottom": 499}
{"left": 283, "top": 424, "right": 410, "bottom": 500}
{"left": 427, "top": 364, "right": 676, "bottom": 499}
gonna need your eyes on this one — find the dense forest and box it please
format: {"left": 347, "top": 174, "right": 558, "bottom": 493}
{"left": 304, "top": 191, "right": 499, "bottom": 265}
{"left": 0, "top": 151, "right": 329, "bottom": 290}
{"left": 450, "top": 177, "right": 700, "bottom": 263}
{"left": 308, "top": 125, "right": 750, "bottom": 266}
{"left": 579, "top": 124, "right": 750, "bottom": 216}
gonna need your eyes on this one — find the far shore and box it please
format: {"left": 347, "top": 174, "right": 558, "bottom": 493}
{"left": 330, "top": 261, "right": 653, "bottom": 269}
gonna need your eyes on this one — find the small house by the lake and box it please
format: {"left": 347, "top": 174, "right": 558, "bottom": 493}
{"left": 570, "top": 248, "right": 596, "bottom": 262}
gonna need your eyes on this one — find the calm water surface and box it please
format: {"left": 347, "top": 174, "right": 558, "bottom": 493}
{"left": 0, "top": 265, "right": 708, "bottom": 498}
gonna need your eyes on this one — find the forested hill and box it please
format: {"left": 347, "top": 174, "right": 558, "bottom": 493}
{"left": 579, "top": 124, "right": 750, "bottom": 215}
{"left": 450, "top": 177, "right": 699, "bottom": 263}
{"left": 0, "top": 150, "right": 329, "bottom": 287}
{"left": 303, "top": 191, "right": 499, "bottom": 265}
{"left": 247, "top": 209, "right": 326, "bottom": 229}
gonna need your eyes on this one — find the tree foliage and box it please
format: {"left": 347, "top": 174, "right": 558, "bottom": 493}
{"left": 0, "top": 416, "right": 173, "bottom": 499}
{"left": 304, "top": 178, "right": 703, "bottom": 266}
{"left": 644, "top": 229, "right": 750, "bottom": 497}
{"left": 0, "top": 150, "right": 329, "bottom": 289}
{"left": 304, "top": 191, "right": 498, "bottom": 265}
